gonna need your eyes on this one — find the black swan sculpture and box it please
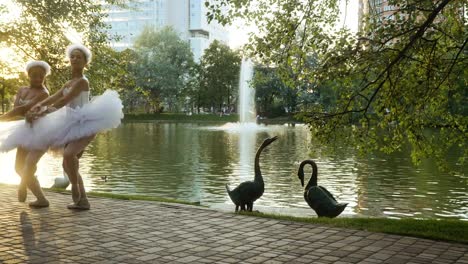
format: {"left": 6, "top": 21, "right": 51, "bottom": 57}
{"left": 226, "top": 136, "right": 278, "bottom": 212}
{"left": 298, "top": 160, "right": 348, "bottom": 218}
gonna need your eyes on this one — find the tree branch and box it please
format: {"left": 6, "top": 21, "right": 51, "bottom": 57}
{"left": 329, "top": 0, "right": 453, "bottom": 118}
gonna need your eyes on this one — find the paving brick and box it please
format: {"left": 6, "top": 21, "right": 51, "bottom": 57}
{"left": 0, "top": 185, "right": 466, "bottom": 263}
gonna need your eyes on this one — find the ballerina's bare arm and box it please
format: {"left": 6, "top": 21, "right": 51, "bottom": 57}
{"left": 13, "top": 87, "right": 27, "bottom": 107}
{"left": 32, "top": 78, "right": 88, "bottom": 117}
{"left": 31, "top": 84, "right": 69, "bottom": 112}
{"left": 0, "top": 88, "right": 48, "bottom": 121}
{"left": 50, "top": 78, "right": 89, "bottom": 110}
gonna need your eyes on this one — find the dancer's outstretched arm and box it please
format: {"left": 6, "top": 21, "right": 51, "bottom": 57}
{"left": 31, "top": 86, "right": 66, "bottom": 111}
{"left": 0, "top": 88, "right": 48, "bottom": 121}
{"left": 31, "top": 78, "right": 88, "bottom": 119}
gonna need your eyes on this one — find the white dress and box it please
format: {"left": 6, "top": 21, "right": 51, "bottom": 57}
{"left": 0, "top": 81, "right": 123, "bottom": 152}
{"left": 18, "top": 98, "right": 31, "bottom": 106}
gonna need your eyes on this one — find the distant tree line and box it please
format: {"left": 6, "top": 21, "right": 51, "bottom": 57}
{"left": 119, "top": 26, "right": 243, "bottom": 115}
{"left": 105, "top": 25, "right": 322, "bottom": 117}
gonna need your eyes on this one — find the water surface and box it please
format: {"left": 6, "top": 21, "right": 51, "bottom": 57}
{"left": 0, "top": 122, "right": 466, "bottom": 219}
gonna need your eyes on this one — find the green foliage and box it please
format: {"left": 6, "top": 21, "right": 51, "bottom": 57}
{"left": 252, "top": 65, "right": 291, "bottom": 117}
{"left": 0, "top": 0, "right": 126, "bottom": 94}
{"left": 133, "top": 26, "right": 195, "bottom": 113}
{"left": 182, "top": 63, "right": 202, "bottom": 114}
{"left": 107, "top": 48, "right": 144, "bottom": 113}
{"left": 199, "top": 40, "right": 241, "bottom": 112}
{"left": 0, "top": 77, "right": 24, "bottom": 114}
{"left": 208, "top": 0, "right": 467, "bottom": 173}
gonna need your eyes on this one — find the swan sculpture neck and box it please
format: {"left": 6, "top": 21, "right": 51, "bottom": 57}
{"left": 299, "top": 160, "right": 318, "bottom": 190}
{"left": 254, "top": 144, "right": 266, "bottom": 185}
{"left": 254, "top": 137, "right": 277, "bottom": 185}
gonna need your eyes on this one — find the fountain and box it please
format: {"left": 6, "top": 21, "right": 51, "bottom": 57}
{"left": 217, "top": 59, "right": 268, "bottom": 132}
{"left": 206, "top": 58, "right": 277, "bottom": 132}
{"left": 238, "top": 59, "right": 256, "bottom": 124}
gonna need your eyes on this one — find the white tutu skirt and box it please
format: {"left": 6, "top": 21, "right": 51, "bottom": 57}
{"left": 0, "top": 90, "right": 123, "bottom": 152}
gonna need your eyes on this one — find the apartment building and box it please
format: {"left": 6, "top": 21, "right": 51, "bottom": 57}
{"left": 103, "top": 0, "right": 229, "bottom": 62}
{"left": 358, "top": 0, "right": 399, "bottom": 30}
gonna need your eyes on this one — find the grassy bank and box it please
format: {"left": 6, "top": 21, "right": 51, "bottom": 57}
{"left": 47, "top": 187, "right": 199, "bottom": 206}
{"left": 123, "top": 113, "right": 301, "bottom": 124}
{"left": 239, "top": 211, "right": 468, "bottom": 244}
{"left": 86, "top": 191, "right": 201, "bottom": 206}
{"left": 124, "top": 113, "right": 239, "bottom": 122}
{"left": 4, "top": 183, "right": 464, "bottom": 244}
{"left": 46, "top": 186, "right": 468, "bottom": 244}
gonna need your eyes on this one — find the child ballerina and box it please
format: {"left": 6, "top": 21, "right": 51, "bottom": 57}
{"left": 0, "top": 61, "right": 51, "bottom": 206}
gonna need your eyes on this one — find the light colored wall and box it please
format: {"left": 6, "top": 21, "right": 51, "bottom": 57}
{"left": 104, "top": 0, "right": 229, "bottom": 61}
{"left": 167, "top": 0, "right": 190, "bottom": 39}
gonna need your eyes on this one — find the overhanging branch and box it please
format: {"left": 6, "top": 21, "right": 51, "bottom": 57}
{"left": 326, "top": 0, "right": 453, "bottom": 118}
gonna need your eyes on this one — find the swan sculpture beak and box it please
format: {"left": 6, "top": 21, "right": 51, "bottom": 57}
{"left": 298, "top": 171, "right": 304, "bottom": 187}
{"left": 266, "top": 136, "right": 278, "bottom": 145}
{"left": 260, "top": 136, "right": 278, "bottom": 148}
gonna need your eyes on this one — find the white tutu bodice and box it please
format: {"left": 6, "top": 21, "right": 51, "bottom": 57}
{"left": 18, "top": 98, "right": 31, "bottom": 105}
{"left": 63, "top": 86, "right": 89, "bottom": 109}
{"left": 0, "top": 89, "right": 123, "bottom": 152}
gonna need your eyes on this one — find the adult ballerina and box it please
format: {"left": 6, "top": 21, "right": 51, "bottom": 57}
{"left": 30, "top": 43, "right": 123, "bottom": 210}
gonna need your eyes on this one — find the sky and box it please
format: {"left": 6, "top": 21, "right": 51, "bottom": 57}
{"left": 1, "top": 0, "right": 359, "bottom": 49}
{"left": 228, "top": 0, "right": 359, "bottom": 49}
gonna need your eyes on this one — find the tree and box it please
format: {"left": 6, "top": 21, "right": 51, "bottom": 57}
{"left": 0, "top": 76, "right": 25, "bottom": 114}
{"left": 0, "top": 0, "right": 127, "bottom": 94}
{"left": 0, "top": 49, "right": 24, "bottom": 111}
{"left": 109, "top": 48, "right": 145, "bottom": 113}
{"left": 199, "top": 40, "right": 241, "bottom": 113}
{"left": 181, "top": 63, "right": 202, "bottom": 114}
{"left": 207, "top": 0, "right": 467, "bottom": 171}
{"left": 252, "top": 65, "right": 299, "bottom": 117}
{"left": 133, "top": 26, "right": 195, "bottom": 113}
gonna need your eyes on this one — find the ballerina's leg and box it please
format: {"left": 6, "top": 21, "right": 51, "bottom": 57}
{"left": 63, "top": 134, "right": 95, "bottom": 210}
{"left": 22, "top": 150, "right": 49, "bottom": 208}
{"left": 63, "top": 158, "right": 79, "bottom": 203}
{"left": 15, "top": 147, "right": 28, "bottom": 202}
{"left": 75, "top": 150, "right": 85, "bottom": 202}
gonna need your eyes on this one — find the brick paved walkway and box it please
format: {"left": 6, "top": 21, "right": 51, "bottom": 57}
{"left": 0, "top": 184, "right": 467, "bottom": 264}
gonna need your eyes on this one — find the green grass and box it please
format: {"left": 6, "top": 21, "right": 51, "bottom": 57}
{"left": 46, "top": 187, "right": 200, "bottom": 206}
{"left": 123, "top": 112, "right": 301, "bottom": 124}
{"left": 237, "top": 211, "right": 468, "bottom": 244}
{"left": 124, "top": 113, "right": 238, "bottom": 122}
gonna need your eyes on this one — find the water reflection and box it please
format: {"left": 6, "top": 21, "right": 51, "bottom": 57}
{"left": 0, "top": 122, "right": 466, "bottom": 220}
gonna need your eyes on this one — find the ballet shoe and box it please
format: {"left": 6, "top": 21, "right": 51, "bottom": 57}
{"left": 28, "top": 200, "right": 50, "bottom": 208}
{"left": 17, "top": 187, "right": 27, "bottom": 202}
{"left": 71, "top": 185, "right": 80, "bottom": 203}
{"left": 67, "top": 199, "right": 90, "bottom": 210}
{"left": 72, "top": 193, "right": 80, "bottom": 203}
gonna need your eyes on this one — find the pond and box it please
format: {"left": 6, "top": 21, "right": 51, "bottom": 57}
{"left": 0, "top": 121, "right": 466, "bottom": 220}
